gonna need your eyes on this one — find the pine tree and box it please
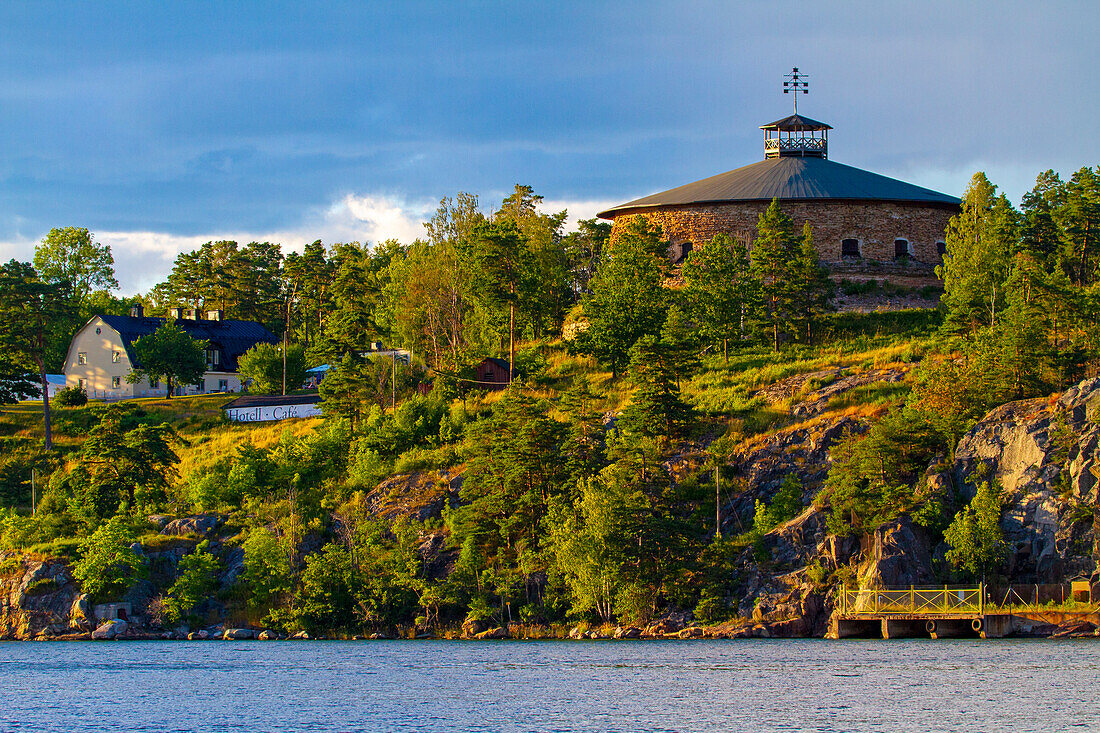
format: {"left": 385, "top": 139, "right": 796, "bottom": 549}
{"left": 938, "top": 173, "right": 1021, "bottom": 339}
{"left": 750, "top": 199, "right": 802, "bottom": 350}
{"left": 577, "top": 216, "right": 670, "bottom": 378}
{"left": 794, "top": 222, "right": 833, "bottom": 344}
{"left": 681, "top": 233, "right": 754, "bottom": 361}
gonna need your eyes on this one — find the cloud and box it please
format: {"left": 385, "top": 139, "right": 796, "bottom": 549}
{"left": 0, "top": 193, "right": 620, "bottom": 296}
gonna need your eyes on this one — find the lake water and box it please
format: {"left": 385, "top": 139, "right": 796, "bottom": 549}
{"left": 0, "top": 639, "right": 1096, "bottom": 732}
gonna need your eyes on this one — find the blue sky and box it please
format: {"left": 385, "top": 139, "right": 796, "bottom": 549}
{"left": 1, "top": 1, "right": 1097, "bottom": 292}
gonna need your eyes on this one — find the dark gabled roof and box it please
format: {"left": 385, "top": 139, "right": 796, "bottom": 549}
{"left": 98, "top": 315, "right": 278, "bottom": 373}
{"left": 760, "top": 114, "right": 832, "bottom": 131}
{"left": 597, "top": 156, "right": 960, "bottom": 218}
{"left": 223, "top": 393, "right": 321, "bottom": 410}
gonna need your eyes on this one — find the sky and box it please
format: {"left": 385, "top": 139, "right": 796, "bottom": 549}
{"left": 1, "top": 1, "right": 1097, "bottom": 293}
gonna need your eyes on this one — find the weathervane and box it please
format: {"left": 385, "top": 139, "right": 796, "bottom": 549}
{"left": 783, "top": 67, "right": 808, "bottom": 115}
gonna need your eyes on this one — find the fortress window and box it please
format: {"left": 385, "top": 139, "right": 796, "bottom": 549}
{"left": 937, "top": 241, "right": 947, "bottom": 257}
{"left": 841, "top": 239, "right": 860, "bottom": 258}
{"left": 894, "top": 239, "right": 910, "bottom": 259}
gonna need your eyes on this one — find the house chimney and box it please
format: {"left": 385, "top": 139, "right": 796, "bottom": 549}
{"left": 206, "top": 310, "right": 224, "bottom": 321}
{"left": 129, "top": 305, "right": 144, "bottom": 318}
{"left": 169, "top": 307, "right": 184, "bottom": 320}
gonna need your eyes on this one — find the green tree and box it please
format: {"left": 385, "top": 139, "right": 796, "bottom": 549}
{"left": 0, "top": 261, "right": 74, "bottom": 449}
{"left": 33, "top": 227, "right": 118, "bottom": 302}
{"left": 314, "top": 243, "right": 380, "bottom": 362}
{"left": 238, "top": 342, "right": 307, "bottom": 395}
{"left": 750, "top": 200, "right": 803, "bottom": 350}
{"left": 73, "top": 409, "right": 179, "bottom": 519}
{"left": 576, "top": 216, "right": 670, "bottom": 378}
{"left": 944, "top": 480, "right": 1008, "bottom": 582}
{"left": 937, "top": 173, "right": 1020, "bottom": 339}
{"left": 794, "top": 222, "right": 834, "bottom": 343}
{"left": 681, "top": 233, "right": 754, "bottom": 360}
{"left": 71, "top": 516, "right": 144, "bottom": 601}
{"left": 467, "top": 219, "right": 535, "bottom": 382}
{"left": 165, "top": 540, "right": 220, "bottom": 622}
{"left": 618, "top": 336, "right": 694, "bottom": 444}
{"left": 1058, "top": 166, "right": 1100, "bottom": 286}
{"left": 126, "top": 321, "right": 206, "bottom": 397}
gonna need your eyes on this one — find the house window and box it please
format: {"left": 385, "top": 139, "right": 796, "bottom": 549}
{"left": 112, "top": 350, "right": 121, "bottom": 363}
{"left": 894, "top": 239, "right": 910, "bottom": 259}
{"left": 78, "top": 379, "right": 85, "bottom": 390}
{"left": 150, "top": 378, "right": 159, "bottom": 389}
{"left": 205, "top": 349, "right": 220, "bottom": 369}
{"left": 196, "top": 380, "right": 206, "bottom": 393}
{"left": 77, "top": 352, "right": 87, "bottom": 365}
{"left": 841, "top": 239, "right": 860, "bottom": 258}
{"left": 218, "top": 379, "right": 229, "bottom": 391}
{"left": 111, "top": 377, "right": 121, "bottom": 389}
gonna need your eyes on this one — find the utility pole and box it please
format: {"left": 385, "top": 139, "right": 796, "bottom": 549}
{"left": 714, "top": 466, "right": 721, "bottom": 540}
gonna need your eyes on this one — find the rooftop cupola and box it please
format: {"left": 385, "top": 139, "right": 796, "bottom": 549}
{"left": 760, "top": 68, "right": 830, "bottom": 159}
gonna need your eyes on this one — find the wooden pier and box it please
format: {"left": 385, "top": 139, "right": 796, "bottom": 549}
{"left": 828, "top": 585, "right": 1014, "bottom": 639}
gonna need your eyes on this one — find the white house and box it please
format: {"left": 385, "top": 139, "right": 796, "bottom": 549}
{"left": 64, "top": 306, "right": 278, "bottom": 400}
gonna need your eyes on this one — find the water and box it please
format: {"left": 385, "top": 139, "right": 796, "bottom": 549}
{"left": 0, "top": 639, "right": 1096, "bottom": 732}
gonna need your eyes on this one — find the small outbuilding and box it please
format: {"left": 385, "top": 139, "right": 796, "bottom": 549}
{"left": 223, "top": 394, "right": 323, "bottom": 422}
{"left": 475, "top": 358, "right": 511, "bottom": 390}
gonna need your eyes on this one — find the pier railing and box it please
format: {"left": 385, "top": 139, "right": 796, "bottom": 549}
{"left": 838, "top": 586, "right": 984, "bottom": 616}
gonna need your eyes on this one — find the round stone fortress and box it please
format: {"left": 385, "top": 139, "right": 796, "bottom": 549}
{"left": 597, "top": 114, "right": 960, "bottom": 268}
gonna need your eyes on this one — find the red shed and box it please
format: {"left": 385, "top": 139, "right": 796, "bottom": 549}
{"left": 475, "top": 357, "right": 511, "bottom": 390}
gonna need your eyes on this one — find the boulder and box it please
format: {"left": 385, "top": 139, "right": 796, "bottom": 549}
{"left": 257, "top": 630, "right": 277, "bottom": 641}
{"left": 223, "top": 628, "right": 254, "bottom": 640}
{"left": 613, "top": 626, "right": 641, "bottom": 639}
{"left": 68, "top": 594, "right": 92, "bottom": 631}
{"left": 567, "top": 625, "right": 586, "bottom": 640}
{"left": 473, "top": 626, "right": 509, "bottom": 640}
{"left": 292, "top": 630, "right": 311, "bottom": 640}
{"left": 678, "top": 626, "right": 704, "bottom": 639}
{"left": 161, "top": 514, "right": 224, "bottom": 537}
{"left": 92, "top": 620, "right": 127, "bottom": 640}
{"left": 461, "top": 618, "right": 490, "bottom": 638}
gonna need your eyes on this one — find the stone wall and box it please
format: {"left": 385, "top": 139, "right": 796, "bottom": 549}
{"left": 607, "top": 200, "right": 957, "bottom": 265}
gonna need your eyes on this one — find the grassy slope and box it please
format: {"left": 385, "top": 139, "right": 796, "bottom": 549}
{"left": 0, "top": 309, "right": 938, "bottom": 501}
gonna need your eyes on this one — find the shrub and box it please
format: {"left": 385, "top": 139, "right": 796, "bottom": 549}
{"left": 71, "top": 516, "right": 144, "bottom": 601}
{"left": 53, "top": 386, "right": 87, "bottom": 408}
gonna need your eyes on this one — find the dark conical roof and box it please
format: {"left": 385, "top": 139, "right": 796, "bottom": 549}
{"left": 596, "top": 156, "right": 960, "bottom": 219}
{"left": 759, "top": 114, "right": 832, "bottom": 131}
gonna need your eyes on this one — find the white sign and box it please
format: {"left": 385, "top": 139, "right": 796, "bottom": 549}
{"left": 225, "top": 403, "right": 323, "bottom": 422}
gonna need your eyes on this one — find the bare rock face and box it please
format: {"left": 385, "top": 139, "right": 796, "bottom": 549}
{"left": 721, "top": 414, "right": 868, "bottom": 537}
{"left": 0, "top": 554, "right": 83, "bottom": 640}
{"left": 858, "top": 515, "right": 935, "bottom": 588}
{"left": 943, "top": 377, "right": 1100, "bottom": 582}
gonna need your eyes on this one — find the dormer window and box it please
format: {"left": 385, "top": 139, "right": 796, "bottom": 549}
{"left": 205, "top": 349, "right": 220, "bottom": 369}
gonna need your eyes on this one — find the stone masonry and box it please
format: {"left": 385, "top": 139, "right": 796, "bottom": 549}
{"left": 608, "top": 200, "right": 957, "bottom": 265}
